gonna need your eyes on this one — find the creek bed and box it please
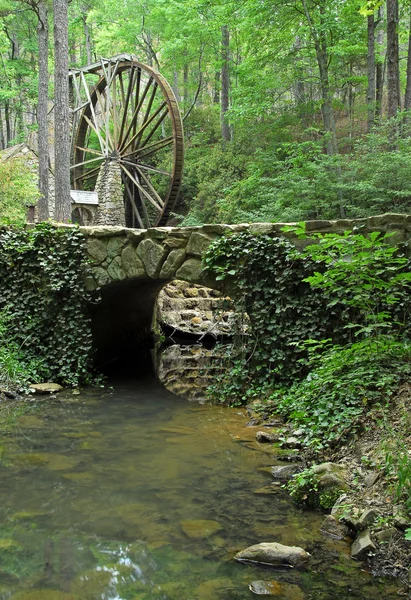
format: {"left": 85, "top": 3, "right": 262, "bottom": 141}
{"left": 0, "top": 378, "right": 401, "bottom": 599}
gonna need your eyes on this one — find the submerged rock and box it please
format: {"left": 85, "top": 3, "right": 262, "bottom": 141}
{"left": 249, "top": 580, "right": 304, "bottom": 598}
{"left": 234, "top": 542, "right": 310, "bottom": 568}
{"left": 320, "top": 515, "right": 349, "bottom": 540}
{"left": 180, "top": 519, "right": 222, "bottom": 539}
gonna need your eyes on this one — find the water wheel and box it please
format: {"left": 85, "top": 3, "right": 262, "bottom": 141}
{"left": 70, "top": 54, "right": 184, "bottom": 228}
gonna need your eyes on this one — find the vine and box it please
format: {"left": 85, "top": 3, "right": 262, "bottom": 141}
{"left": 0, "top": 223, "right": 96, "bottom": 388}
{"left": 202, "top": 231, "right": 351, "bottom": 404}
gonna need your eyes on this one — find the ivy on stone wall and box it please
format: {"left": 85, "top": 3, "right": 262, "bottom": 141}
{"left": 0, "top": 223, "right": 95, "bottom": 386}
{"left": 202, "top": 232, "right": 352, "bottom": 404}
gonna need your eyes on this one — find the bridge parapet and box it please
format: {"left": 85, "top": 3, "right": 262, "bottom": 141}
{"left": 80, "top": 213, "right": 411, "bottom": 291}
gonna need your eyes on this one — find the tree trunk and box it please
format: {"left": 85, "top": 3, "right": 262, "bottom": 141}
{"left": 37, "top": 0, "right": 49, "bottom": 221}
{"left": 404, "top": 8, "right": 411, "bottom": 110}
{"left": 221, "top": 25, "right": 231, "bottom": 144}
{"left": 301, "top": 0, "right": 337, "bottom": 156}
{"left": 0, "top": 106, "right": 5, "bottom": 149}
{"left": 387, "top": 0, "right": 400, "bottom": 118}
{"left": 54, "top": 0, "right": 71, "bottom": 222}
{"left": 82, "top": 4, "right": 92, "bottom": 64}
{"left": 367, "top": 13, "right": 376, "bottom": 131}
{"left": 5, "top": 100, "right": 11, "bottom": 144}
{"left": 214, "top": 71, "right": 220, "bottom": 104}
{"left": 375, "top": 5, "right": 385, "bottom": 121}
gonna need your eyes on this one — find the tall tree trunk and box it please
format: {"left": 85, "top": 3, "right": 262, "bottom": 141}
{"left": 301, "top": 0, "right": 338, "bottom": 156}
{"left": 404, "top": 8, "right": 411, "bottom": 110}
{"left": 387, "top": 0, "right": 400, "bottom": 118}
{"left": 5, "top": 100, "right": 11, "bottom": 144}
{"left": 375, "top": 6, "right": 385, "bottom": 121}
{"left": 82, "top": 4, "right": 92, "bottom": 64}
{"left": 294, "top": 36, "right": 308, "bottom": 128}
{"left": 214, "top": 71, "right": 220, "bottom": 104}
{"left": 172, "top": 69, "right": 181, "bottom": 102}
{"left": 367, "top": 14, "right": 376, "bottom": 131}
{"left": 0, "top": 106, "right": 5, "bottom": 149}
{"left": 37, "top": 0, "right": 49, "bottom": 221}
{"left": 54, "top": 0, "right": 71, "bottom": 222}
{"left": 221, "top": 25, "right": 231, "bottom": 144}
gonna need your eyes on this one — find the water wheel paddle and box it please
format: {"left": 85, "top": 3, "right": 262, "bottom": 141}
{"left": 70, "top": 54, "right": 184, "bottom": 228}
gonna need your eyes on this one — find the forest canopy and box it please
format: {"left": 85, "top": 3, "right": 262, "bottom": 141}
{"left": 1, "top": 0, "right": 411, "bottom": 225}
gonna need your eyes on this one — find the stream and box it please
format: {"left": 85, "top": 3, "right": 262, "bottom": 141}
{"left": 0, "top": 368, "right": 402, "bottom": 599}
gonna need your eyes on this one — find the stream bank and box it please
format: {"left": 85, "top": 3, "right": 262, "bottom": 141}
{"left": 246, "top": 382, "right": 411, "bottom": 595}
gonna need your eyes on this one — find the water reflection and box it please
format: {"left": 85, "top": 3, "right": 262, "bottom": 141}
{"left": 0, "top": 380, "right": 402, "bottom": 600}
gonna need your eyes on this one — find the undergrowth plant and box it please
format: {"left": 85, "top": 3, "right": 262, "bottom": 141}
{"left": 0, "top": 223, "right": 96, "bottom": 388}
{"left": 204, "top": 227, "right": 411, "bottom": 450}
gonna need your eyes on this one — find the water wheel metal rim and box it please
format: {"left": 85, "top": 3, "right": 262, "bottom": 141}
{"left": 70, "top": 55, "right": 184, "bottom": 228}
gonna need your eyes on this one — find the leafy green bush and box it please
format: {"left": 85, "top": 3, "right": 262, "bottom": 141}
{"left": 0, "top": 158, "right": 39, "bottom": 225}
{"left": 0, "top": 223, "right": 96, "bottom": 387}
{"left": 203, "top": 231, "right": 351, "bottom": 402}
{"left": 265, "top": 337, "right": 411, "bottom": 449}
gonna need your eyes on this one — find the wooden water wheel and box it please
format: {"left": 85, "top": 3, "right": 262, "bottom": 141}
{"left": 70, "top": 54, "right": 184, "bottom": 228}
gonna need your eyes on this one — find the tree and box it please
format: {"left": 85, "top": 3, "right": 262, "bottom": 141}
{"left": 36, "top": 0, "right": 49, "bottom": 220}
{"left": 53, "top": 0, "right": 71, "bottom": 222}
{"left": 386, "top": 0, "right": 400, "bottom": 118}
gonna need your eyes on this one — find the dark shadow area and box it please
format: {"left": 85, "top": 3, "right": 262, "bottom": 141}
{"left": 88, "top": 278, "right": 166, "bottom": 374}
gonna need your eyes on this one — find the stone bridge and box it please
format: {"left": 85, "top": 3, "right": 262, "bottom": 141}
{"left": 79, "top": 214, "right": 411, "bottom": 366}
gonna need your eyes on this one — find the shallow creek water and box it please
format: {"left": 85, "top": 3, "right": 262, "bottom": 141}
{"left": 0, "top": 377, "right": 402, "bottom": 600}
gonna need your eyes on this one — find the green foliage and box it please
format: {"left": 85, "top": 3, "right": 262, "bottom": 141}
{"left": 384, "top": 440, "right": 411, "bottom": 517}
{"left": 203, "top": 231, "right": 351, "bottom": 404}
{"left": 0, "top": 158, "right": 39, "bottom": 225}
{"left": 204, "top": 228, "right": 411, "bottom": 451}
{"left": 266, "top": 337, "right": 411, "bottom": 449}
{"left": 0, "top": 223, "right": 96, "bottom": 387}
{"left": 287, "top": 467, "right": 344, "bottom": 509}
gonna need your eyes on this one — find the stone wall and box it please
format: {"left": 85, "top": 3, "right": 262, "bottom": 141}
{"left": 155, "top": 280, "right": 236, "bottom": 336}
{"left": 94, "top": 160, "right": 125, "bottom": 227}
{"left": 76, "top": 213, "right": 411, "bottom": 365}
{"left": 81, "top": 213, "right": 411, "bottom": 292}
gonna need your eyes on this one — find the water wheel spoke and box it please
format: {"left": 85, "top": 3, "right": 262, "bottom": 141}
{"left": 118, "top": 69, "right": 136, "bottom": 146}
{"left": 139, "top": 107, "right": 169, "bottom": 149}
{"left": 136, "top": 136, "right": 174, "bottom": 160}
{"left": 135, "top": 166, "right": 165, "bottom": 207}
{"left": 70, "top": 155, "right": 105, "bottom": 170}
{"left": 80, "top": 71, "right": 106, "bottom": 153}
{"left": 95, "top": 87, "right": 114, "bottom": 153}
{"left": 120, "top": 163, "right": 162, "bottom": 212}
{"left": 122, "top": 100, "right": 166, "bottom": 155}
{"left": 124, "top": 177, "right": 145, "bottom": 228}
{"left": 74, "top": 145, "right": 104, "bottom": 157}
{"left": 73, "top": 165, "right": 102, "bottom": 182}
{"left": 119, "top": 76, "right": 153, "bottom": 152}
{"left": 137, "top": 163, "right": 172, "bottom": 177}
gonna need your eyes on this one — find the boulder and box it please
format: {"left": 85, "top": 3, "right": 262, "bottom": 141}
{"left": 180, "top": 519, "right": 222, "bottom": 539}
{"left": 176, "top": 258, "right": 203, "bottom": 282}
{"left": 256, "top": 431, "right": 279, "bottom": 443}
{"left": 29, "top": 383, "right": 63, "bottom": 394}
{"left": 350, "top": 529, "right": 376, "bottom": 559}
{"left": 234, "top": 542, "right": 309, "bottom": 568}
{"left": 320, "top": 515, "right": 349, "bottom": 540}
{"left": 375, "top": 528, "right": 397, "bottom": 543}
{"left": 271, "top": 465, "right": 300, "bottom": 481}
{"left": 358, "top": 508, "right": 379, "bottom": 529}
